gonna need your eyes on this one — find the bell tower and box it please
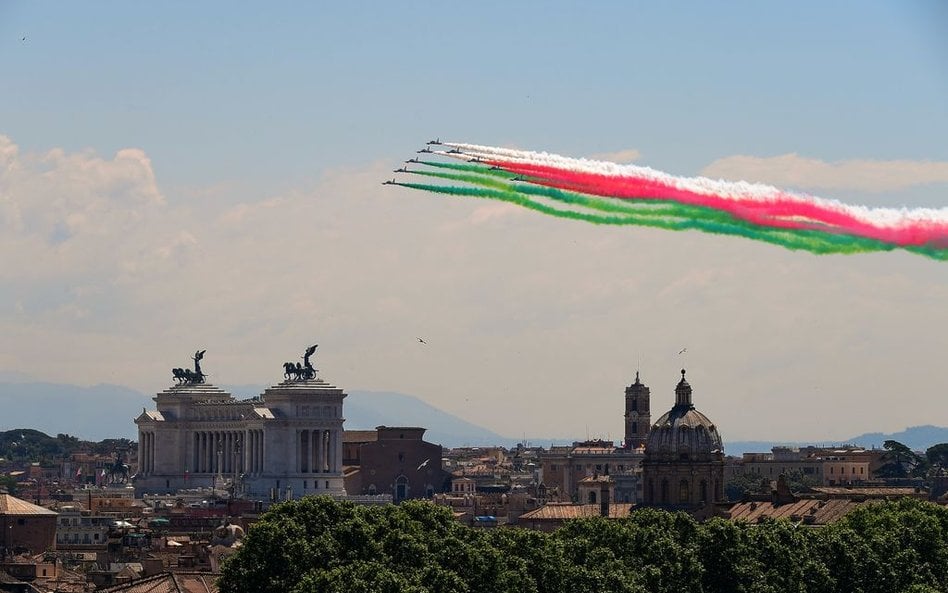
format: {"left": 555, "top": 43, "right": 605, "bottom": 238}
{"left": 624, "top": 371, "right": 651, "bottom": 449}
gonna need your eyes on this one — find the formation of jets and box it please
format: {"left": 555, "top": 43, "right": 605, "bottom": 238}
{"left": 386, "top": 139, "right": 537, "bottom": 189}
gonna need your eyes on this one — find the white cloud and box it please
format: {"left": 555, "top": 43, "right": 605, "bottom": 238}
{"left": 701, "top": 153, "right": 948, "bottom": 192}
{"left": 587, "top": 148, "right": 641, "bottom": 163}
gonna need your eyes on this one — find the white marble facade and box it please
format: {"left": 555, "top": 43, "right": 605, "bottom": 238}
{"left": 134, "top": 377, "right": 346, "bottom": 499}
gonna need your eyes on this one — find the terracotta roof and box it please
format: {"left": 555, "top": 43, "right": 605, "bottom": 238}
{"left": 810, "top": 487, "right": 922, "bottom": 497}
{"left": 343, "top": 430, "right": 379, "bottom": 443}
{"left": 519, "top": 503, "right": 634, "bottom": 521}
{"left": 98, "top": 571, "right": 219, "bottom": 593}
{"left": 0, "top": 493, "right": 58, "bottom": 516}
{"left": 727, "top": 498, "right": 861, "bottom": 525}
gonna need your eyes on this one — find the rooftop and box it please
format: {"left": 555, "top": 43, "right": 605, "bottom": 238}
{"left": 0, "top": 493, "right": 57, "bottom": 516}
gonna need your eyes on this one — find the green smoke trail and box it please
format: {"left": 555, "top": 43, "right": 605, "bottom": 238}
{"left": 395, "top": 181, "right": 946, "bottom": 258}
{"left": 409, "top": 167, "right": 707, "bottom": 221}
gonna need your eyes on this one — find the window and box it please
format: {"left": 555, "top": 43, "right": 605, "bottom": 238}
{"left": 660, "top": 479, "right": 669, "bottom": 503}
{"left": 398, "top": 453, "right": 404, "bottom": 462}
{"left": 588, "top": 491, "right": 597, "bottom": 504}
{"left": 679, "top": 480, "right": 690, "bottom": 504}
{"left": 631, "top": 422, "right": 637, "bottom": 434}
{"left": 631, "top": 400, "right": 637, "bottom": 412}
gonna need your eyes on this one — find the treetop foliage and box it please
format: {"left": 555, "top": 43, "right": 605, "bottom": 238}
{"left": 218, "top": 496, "right": 948, "bottom": 593}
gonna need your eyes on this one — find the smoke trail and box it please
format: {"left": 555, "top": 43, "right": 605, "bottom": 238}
{"left": 389, "top": 141, "right": 948, "bottom": 259}
{"left": 442, "top": 142, "right": 948, "bottom": 245}
{"left": 395, "top": 182, "right": 917, "bottom": 257}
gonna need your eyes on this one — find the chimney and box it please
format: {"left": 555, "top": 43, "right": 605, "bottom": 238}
{"left": 599, "top": 481, "right": 610, "bottom": 518}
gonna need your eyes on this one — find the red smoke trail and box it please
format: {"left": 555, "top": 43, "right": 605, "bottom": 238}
{"left": 486, "top": 159, "right": 947, "bottom": 247}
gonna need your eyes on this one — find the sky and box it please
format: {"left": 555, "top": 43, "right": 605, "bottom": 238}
{"left": 1, "top": 2, "right": 946, "bottom": 443}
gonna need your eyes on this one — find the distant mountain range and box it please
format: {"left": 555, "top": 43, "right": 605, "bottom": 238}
{"left": 726, "top": 426, "right": 948, "bottom": 456}
{"left": 0, "top": 380, "right": 945, "bottom": 451}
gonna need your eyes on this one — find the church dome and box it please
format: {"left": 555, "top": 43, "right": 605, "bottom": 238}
{"left": 644, "top": 370, "right": 723, "bottom": 462}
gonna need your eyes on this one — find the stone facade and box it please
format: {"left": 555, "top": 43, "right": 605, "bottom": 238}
{"left": 134, "top": 377, "right": 346, "bottom": 499}
{"left": 624, "top": 372, "right": 651, "bottom": 449}
{"left": 642, "top": 370, "right": 725, "bottom": 508}
{"left": 344, "top": 426, "right": 449, "bottom": 501}
{"left": 0, "top": 493, "right": 58, "bottom": 555}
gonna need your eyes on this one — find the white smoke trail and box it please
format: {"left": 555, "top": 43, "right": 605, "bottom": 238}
{"left": 441, "top": 142, "right": 948, "bottom": 230}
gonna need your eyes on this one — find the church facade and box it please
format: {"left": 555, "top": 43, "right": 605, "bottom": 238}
{"left": 134, "top": 354, "right": 346, "bottom": 500}
{"left": 642, "top": 370, "right": 725, "bottom": 508}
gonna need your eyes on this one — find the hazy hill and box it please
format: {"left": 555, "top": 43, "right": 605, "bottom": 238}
{"left": 724, "top": 426, "right": 948, "bottom": 457}
{"left": 0, "top": 381, "right": 152, "bottom": 441}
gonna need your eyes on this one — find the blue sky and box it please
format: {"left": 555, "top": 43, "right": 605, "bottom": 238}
{"left": 3, "top": 2, "right": 946, "bottom": 193}
{"left": 0, "top": 2, "right": 946, "bottom": 441}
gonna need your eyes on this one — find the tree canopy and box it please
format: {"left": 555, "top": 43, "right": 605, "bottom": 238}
{"left": 219, "top": 496, "right": 948, "bottom": 593}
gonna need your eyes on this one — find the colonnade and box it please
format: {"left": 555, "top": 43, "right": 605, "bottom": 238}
{"left": 297, "top": 429, "right": 338, "bottom": 473}
{"left": 139, "top": 432, "right": 156, "bottom": 474}
{"left": 190, "top": 429, "right": 264, "bottom": 475}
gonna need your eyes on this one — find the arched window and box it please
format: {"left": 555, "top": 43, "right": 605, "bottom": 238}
{"left": 660, "top": 479, "right": 669, "bottom": 503}
{"left": 367, "top": 484, "right": 377, "bottom": 495}
{"left": 679, "top": 480, "right": 690, "bottom": 504}
{"left": 395, "top": 475, "right": 409, "bottom": 502}
{"left": 588, "top": 490, "right": 597, "bottom": 504}
{"left": 700, "top": 480, "right": 708, "bottom": 503}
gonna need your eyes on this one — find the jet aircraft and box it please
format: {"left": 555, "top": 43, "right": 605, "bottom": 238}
{"left": 427, "top": 138, "right": 442, "bottom": 145}
{"left": 382, "top": 178, "right": 397, "bottom": 185}
{"left": 393, "top": 167, "right": 409, "bottom": 173}
{"left": 417, "top": 147, "right": 433, "bottom": 153}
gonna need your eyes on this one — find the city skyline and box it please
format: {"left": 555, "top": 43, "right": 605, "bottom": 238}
{"left": 1, "top": 2, "right": 946, "bottom": 442}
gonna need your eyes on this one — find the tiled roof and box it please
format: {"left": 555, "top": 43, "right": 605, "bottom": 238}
{"left": 727, "top": 498, "right": 860, "bottom": 525}
{"left": 519, "top": 503, "right": 634, "bottom": 521}
{"left": 0, "top": 493, "right": 58, "bottom": 516}
{"left": 98, "top": 571, "right": 219, "bottom": 593}
{"left": 343, "top": 430, "right": 378, "bottom": 443}
{"left": 810, "top": 487, "right": 922, "bottom": 497}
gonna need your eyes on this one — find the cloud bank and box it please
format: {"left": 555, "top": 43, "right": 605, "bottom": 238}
{"left": 701, "top": 153, "right": 948, "bottom": 192}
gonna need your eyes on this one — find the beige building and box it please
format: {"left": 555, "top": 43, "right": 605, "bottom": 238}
{"left": 134, "top": 368, "right": 346, "bottom": 500}
{"left": 734, "top": 445, "right": 879, "bottom": 486}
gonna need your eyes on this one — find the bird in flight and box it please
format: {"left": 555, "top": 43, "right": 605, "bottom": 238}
{"left": 417, "top": 459, "right": 430, "bottom": 470}
{"left": 678, "top": 348, "right": 687, "bottom": 355}
{"left": 417, "top": 337, "right": 427, "bottom": 345}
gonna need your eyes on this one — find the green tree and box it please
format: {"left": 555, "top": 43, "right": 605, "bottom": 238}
{"left": 926, "top": 443, "right": 948, "bottom": 471}
{"left": 878, "top": 440, "right": 929, "bottom": 479}
{"left": 0, "top": 474, "right": 18, "bottom": 495}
